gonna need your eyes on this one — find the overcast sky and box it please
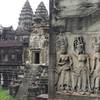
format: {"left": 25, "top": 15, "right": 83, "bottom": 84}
{"left": 0, "top": 0, "right": 49, "bottom": 29}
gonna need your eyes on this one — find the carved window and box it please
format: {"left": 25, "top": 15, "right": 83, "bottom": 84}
{"left": 34, "top": 52, "right": 40, "bottom": 64}
{"left": 3, "top": 54, "right": 8, "bottom": 62}
{"left": 17, "top": 54, "right": 22, "bottom": 62}
{"left": 11, "top": 54, "right": 15, "bottom": 60}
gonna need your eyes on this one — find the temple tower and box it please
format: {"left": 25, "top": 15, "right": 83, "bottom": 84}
{"left": 34, "top": 1, "right": 48, "bottom": 23}
{"left": 17, "top": 0, "right": 34, "bottom": 32}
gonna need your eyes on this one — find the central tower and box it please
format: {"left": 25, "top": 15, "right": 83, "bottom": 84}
{"left": 17, "top": 0, "right": 34, "bottom": 32}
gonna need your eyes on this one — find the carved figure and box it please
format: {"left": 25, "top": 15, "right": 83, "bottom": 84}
{"left": 57, "top": 38, "right": 73, "bottom": 91}
{"left": 73, "top": 36, "right": 91, "bottom": 93}
{"left": 41, "top": 68, "right": 48, "bottom": 78}
{"left": 91, "top": 41, "right": 100, "bottom": 93}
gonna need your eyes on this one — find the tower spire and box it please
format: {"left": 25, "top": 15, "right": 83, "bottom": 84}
{"left": 17, "top": 0, "right": 34, "bottom": 32}
{"left": 34, "top": 1, "right": 48, "bottom": 21}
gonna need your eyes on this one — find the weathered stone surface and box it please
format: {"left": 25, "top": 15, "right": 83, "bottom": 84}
{"left": 49, "top": 0, "right": 100, "bottom": 99}
{"left": 52, "top": 0, "right": 100, "bottom": 32}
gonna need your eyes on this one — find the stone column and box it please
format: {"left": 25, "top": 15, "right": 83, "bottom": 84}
{"left": 48, "top": 32, "right": 56, "bottom": 100}
{"left": 22, "top": 50, "right": 24, "bottom": 64}
{"left": 31, "top": 51, "right": 35, "bottom": 64}
{"left": 1, "top": 73, "right": 3, "bottom": 85}
{"left": 48, "top": 0, "right": 56, "bottom": 99}
{"left": 22, "top": 48, "right": 25, "bottom": 64}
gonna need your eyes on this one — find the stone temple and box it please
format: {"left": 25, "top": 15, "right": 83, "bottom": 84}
{"left": 1, "top": 0, "right": 100, "bottom": 100}
{"left": 0, "top": 0, "right": 49, "bottom": 100}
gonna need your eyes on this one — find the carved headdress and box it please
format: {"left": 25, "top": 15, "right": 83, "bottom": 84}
{"left": 94, "top": 40, "right": 100, "bottom": 52}
{"left": 92, "top": 36, "right": 100, "bottom": 52}
{"left": 60, "top": 36, "right": 68, "bottom": 54}
{"left": 56, "top": 33, "right": 68, "bottom": 53}
{"left": 73, "top": 36, "right": 85, "bottom": 53}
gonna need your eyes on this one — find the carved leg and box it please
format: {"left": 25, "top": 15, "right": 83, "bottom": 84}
{"left": 57, "top": 72, "right": 64, "bottom": 91}
{"left": 82, "top": 71, "right": 87, "bottom": 92}
{"left": 94, "top": 77, "right": 100, "bottom": 93}
{"left": 65, "top": 71, "right": 71, "bottom": 91}
{"left": 91, "top": 76, "right": 95, "bottom": 92}
{"left": 77, "top": 75, "right": 82, "bottom": 92}
{"left": 71, "top": 73, "right": 78, "bottom": 92}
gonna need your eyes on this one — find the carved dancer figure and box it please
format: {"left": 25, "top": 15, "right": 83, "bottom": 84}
{"left": 73, "top": 36, "right": 91, "bottom": 93}
{"left": 57, "top": 38, "right": 73, "bottom": 91}
{"left": 91, "top": 41, "right": 100, "bottom": 93}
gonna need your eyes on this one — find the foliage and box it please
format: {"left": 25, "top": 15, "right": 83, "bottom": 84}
{"left": 0, "top": 87, "right": 14, "bottom": 100}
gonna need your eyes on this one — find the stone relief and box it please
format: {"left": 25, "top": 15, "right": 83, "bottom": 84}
{"left": 91, "top": 39, "right": 100, "bottom": 93}
{"left": 56, "top": 37, "right": 73, "bottom": 92}
{"left": 72, "top": 36, "right": 91, "bottom": 94}
{"left": 56, "top": 33, "right": 67, "bottom": 52}
{"left": 30, "top": 33, "right": 48, "bottom": 49}
{"left": 56, "top": 35, "right": 100, "bottom": 95}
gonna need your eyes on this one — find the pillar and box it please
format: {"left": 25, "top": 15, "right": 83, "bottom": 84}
{"left": 48, "top": 0, "right": 56, "bottom": 99}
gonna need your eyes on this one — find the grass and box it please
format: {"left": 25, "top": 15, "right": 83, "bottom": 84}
{"left": 0, "top": 87, "right": 14, "bottom": 100}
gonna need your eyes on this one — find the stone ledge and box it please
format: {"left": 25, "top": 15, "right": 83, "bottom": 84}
{"left": 36, "top": 94, "right": 48, "bottom": 100}
{"left": 56, "top": 92, "right": 100, "bottom": 100}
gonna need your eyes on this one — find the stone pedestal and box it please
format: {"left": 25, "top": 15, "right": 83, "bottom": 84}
{"left": 56, "top": 92, "right": 100, "bottom": 100}
{"left": 37, "top": 94, "right": 48, "bottom": 100}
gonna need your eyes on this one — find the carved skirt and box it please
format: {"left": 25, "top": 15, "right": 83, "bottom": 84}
{"left": 57, "top": 69, "right": 71, "bottom": 90}
{"left": 72, "top": 68, "right": 89, "bottom": 91}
